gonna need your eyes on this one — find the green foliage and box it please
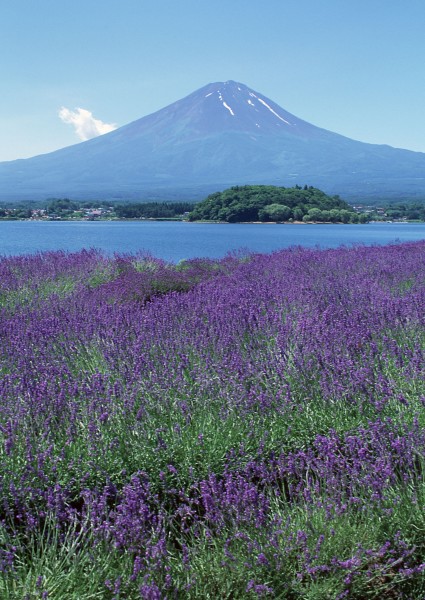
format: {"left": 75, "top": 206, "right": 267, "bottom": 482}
{"left": 189, "top": 185, "right": 354, "bottom": 222}
{"left": 46, "top": 198, "right": 79, "bottom": 215}
{"left": 258, "top": 203, "right": 292, "bottom": 222}
{"left": 384, "top": 202, "right": 425, "bottom": 220}
{"left": 0, "top": 517, "right": 114, "bottom": 599}
{"left": 114, "top": 202, "right": 194, "bottom": 219}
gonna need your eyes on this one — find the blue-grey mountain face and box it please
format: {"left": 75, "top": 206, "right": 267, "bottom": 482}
{"left": 1, "top": 80, "right": 425, "bottom": 201}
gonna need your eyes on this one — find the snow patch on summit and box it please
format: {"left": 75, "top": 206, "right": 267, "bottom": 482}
{"left": 256, "top": 97, "right": 290, "bottom": 125}
{"left": 222, "top": 102, "right": 235, "bottom": 116}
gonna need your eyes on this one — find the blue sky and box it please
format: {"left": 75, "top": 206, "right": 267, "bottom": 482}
{"left": 1, "top": 0, "right": 424, "bottom": 161}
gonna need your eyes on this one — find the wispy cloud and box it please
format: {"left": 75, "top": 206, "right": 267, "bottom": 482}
{"left": 58, "top": 107, "right": 117, "bottom": 140}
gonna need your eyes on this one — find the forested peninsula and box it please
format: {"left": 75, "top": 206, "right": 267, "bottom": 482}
{"left": 188, "top": 184, "right": 369, "bottom": 223}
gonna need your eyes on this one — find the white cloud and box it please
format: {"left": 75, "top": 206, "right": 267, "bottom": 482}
{"left": 58, "top": 107, "right": 117, "bottom": 140}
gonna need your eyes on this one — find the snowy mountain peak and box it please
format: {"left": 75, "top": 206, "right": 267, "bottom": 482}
{"left": 0, "top": 80, "right": 425, "bottom": 201}
{"left": 193, "top": 80, "right": 297, "bottom": 132}
{"left": 113, "top": 80, "right": 318, "bottom": 141}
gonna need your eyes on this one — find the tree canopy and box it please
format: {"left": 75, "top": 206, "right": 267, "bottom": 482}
{"left": 114, "top": 202, "right": 194, "bottom": 219}
{"left": 188, "top": 185, "right": 364, "bottom": 223}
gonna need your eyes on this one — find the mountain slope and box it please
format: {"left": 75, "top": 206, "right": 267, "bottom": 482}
{"left": 1, "top": 80, "right": 425, "bottom": 201}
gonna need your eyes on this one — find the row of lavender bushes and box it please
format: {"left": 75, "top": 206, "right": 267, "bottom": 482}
{"left": 1, "top": 243, "right": 425, "bottom": 598}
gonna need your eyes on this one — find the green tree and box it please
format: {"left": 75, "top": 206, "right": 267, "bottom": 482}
{"left": 329, "top": 209, "right": 342, "bottom": 223}
{"left": 46, "top": 198, "right": 77, "bottom": 215}
{"left": 307, "top": 208, "right": 323, "bottom": 222}
{"left": 292, "top": 207, "right": 304, "bottom": 221}
{"left": 339, "top": 209, "right": 352, "bottom": 224}
{"left": 259, "top": 203, "right": 292, "bottom": 222}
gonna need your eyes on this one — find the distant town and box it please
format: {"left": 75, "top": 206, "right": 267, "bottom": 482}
{"left": 0, "top": 199, "right": 194, "bottom": 221}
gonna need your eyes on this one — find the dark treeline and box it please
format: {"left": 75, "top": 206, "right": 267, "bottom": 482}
{"left": 0, "top": 199, "right": 195, "bottom": 220}
{"left": 114, "top": 202, "right": 194, "bottom": 219}
{"left": 1, "top": 192, "right": 425, "bottom": 222}
{"left": 380, "top": 203, "right": 425, "bottom": 221}
{"left": 188, "top": 184, "right": 369, "bottom": 223}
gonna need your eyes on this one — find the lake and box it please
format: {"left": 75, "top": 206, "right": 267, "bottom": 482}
{"left": 0, "top": 221, "right": 425, "bottom": 261}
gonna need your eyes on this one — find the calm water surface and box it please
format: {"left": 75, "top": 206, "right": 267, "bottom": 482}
{"left": 0, "top": 221, "right": 425, "bottom": 261}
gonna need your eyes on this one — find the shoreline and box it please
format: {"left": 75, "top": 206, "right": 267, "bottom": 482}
{"left": 0, "top": 217, "right": 418, "bottom": 224}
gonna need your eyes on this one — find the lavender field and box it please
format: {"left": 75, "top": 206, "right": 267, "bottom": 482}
{"left": 1, "top": 242, "right": 425, "bottom": 599}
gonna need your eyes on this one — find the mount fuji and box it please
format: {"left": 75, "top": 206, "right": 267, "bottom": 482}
{"left": 1, "top": 80, "right": 425, "bottom": 201}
